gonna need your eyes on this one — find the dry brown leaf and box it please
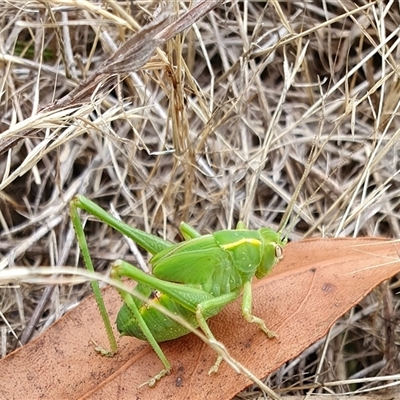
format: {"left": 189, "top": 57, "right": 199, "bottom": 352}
{"left": 1, "top": 238, "right": 399, "bottom": 399}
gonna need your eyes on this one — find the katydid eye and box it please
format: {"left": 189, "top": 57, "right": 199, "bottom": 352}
{"left": 275, "top": 245, "right": 283, "bottom": 259}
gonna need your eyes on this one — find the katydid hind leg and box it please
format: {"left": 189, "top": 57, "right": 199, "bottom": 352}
{"left": 242, "top": 281, "right": 276, "bottom": 338}
{"left": 73, "top": 195, "right": 172, "bottom": 255}
{"left": 70, "top": 199, "right": 118, "bottom": 356}
{"left": 72, "top": 195, "right": 173, "bottom": 386}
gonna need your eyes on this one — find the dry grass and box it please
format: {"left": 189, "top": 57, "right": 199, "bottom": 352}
{"left": 1, "top": 0, "right": 400, "bottom": 398}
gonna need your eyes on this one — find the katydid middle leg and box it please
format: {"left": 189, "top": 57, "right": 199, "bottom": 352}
{"left": 194, "top": 292, "right": 240, "bottom": 374}
{"left": 195, "top": 280, "right": 276, "bottom": 374}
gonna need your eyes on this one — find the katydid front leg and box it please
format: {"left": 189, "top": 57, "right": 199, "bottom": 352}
{"left": 242, "top": 281, "right": 277, "bottom": 339}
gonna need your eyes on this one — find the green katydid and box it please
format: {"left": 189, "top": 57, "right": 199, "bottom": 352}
{"left": 70, "top": 194, "right": 286, "bottom": 387}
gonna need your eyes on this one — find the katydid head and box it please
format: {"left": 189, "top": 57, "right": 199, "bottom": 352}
{"left": 255, "top": 228, "right": 285, "bottom": 279}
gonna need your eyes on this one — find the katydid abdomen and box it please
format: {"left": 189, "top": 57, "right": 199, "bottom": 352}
{"left": 117, "top": 284, "right": 199, "bottom": 341}
{"left": 117, "top": 283, "right": 227, "bottom": 342}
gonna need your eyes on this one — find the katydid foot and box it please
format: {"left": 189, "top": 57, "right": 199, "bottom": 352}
{"left": 243, "top": 314, "right": 277, "bottom": 339}
{"left": 91, "top": 340, "right": 116, "bottom": 357}
{"left": 208, "top": 355, "right": 223, "bottom": 375}
{"left": 138, "top": 368, "right": 171, "bottom": 388}
{"left": 206, "top": 318, "right": 276, "bottom": 376}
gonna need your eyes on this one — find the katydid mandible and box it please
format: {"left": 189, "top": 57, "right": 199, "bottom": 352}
{"left": 70, "top": 195, "right": 286, "bottom": 387}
